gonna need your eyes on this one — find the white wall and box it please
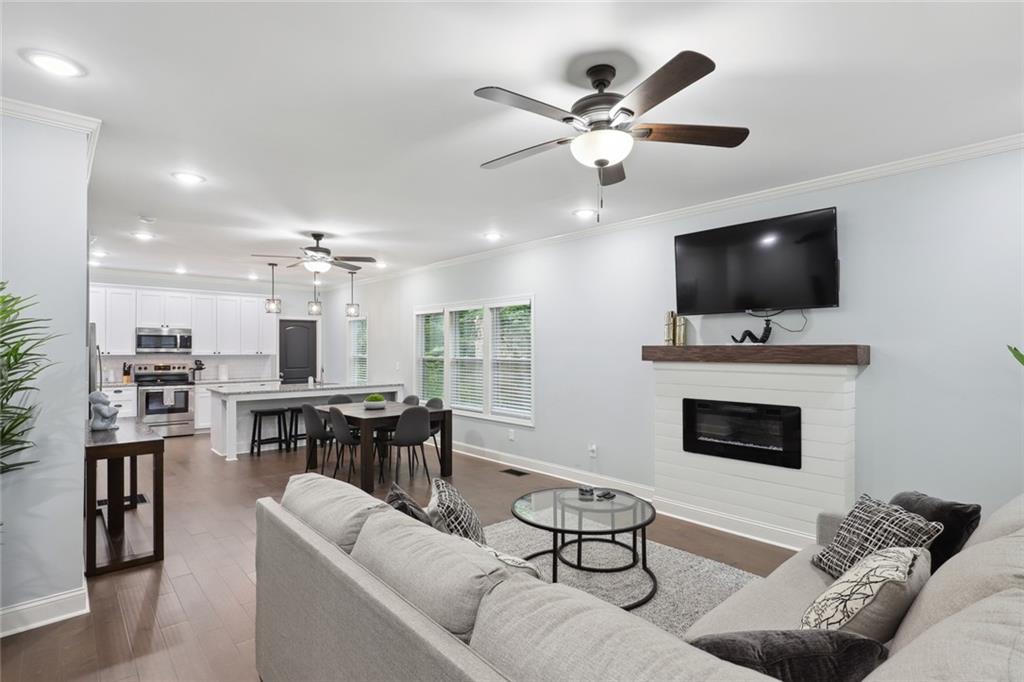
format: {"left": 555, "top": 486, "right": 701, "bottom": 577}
{"left": 0, "top": 114, "right": 92, "bottom": 628}
{"left": 323, "top": 148, "right": 1023, "bottom": 521}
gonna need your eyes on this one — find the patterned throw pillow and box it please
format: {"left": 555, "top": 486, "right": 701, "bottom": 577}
{"left": 426, "top": 479, "right": 486, "bottom": 545}
{"left": 802, "top": 547, "right": 930, "bottom": 642}
{"left": 812, "top": 494, "right": 943, "bottom": 578}
{"left": 384, "top": 483, "right": 431, "bottom": 526}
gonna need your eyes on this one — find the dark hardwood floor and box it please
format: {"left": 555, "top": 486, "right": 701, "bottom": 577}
{"left": 1, "top": 433, "right": 793, "bottom": 682}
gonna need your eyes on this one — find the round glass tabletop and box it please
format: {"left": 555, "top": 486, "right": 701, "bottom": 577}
{"left": 511, "top": 488, "right": 656, "bottom": 535}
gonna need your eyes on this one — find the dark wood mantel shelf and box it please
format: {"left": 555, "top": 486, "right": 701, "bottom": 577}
{"left": 641, "top": 344, "right": 870, "bottom": 366}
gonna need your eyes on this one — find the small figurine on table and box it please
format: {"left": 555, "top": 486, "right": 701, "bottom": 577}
{"left": 88, "top": 390, "right": 120, "bottom": 431}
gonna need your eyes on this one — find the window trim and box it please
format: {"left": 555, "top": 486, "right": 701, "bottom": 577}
{"left": 347, "top": 316, "right": 367, "bottom": 386}
{"left": 413, "top": 296, "right": 534, "bottom": 427}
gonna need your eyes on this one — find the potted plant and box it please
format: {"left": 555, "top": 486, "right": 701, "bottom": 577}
{"left": 363, "top": 393, "right": 387, "bottom": 410}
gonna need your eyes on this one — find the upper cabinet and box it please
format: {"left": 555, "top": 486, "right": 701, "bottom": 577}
{"left": 259, "top": 308, "right": 279, "bottom": 356}
{"left": 137, "top": 290, "right": 192, "bottom": 328}
{"left": 215, "top": 296, "right": 242, "bottom": 355}
{"left": 239, "top": 297, "right": 260, "bottom": 355}
{"left": 192, "top": 295, "right": 217, "bottom": 354}
{"left": 89, "top": 287, "right": 136, "bottom": 355}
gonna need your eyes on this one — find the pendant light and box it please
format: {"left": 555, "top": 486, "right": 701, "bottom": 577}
{"left": 264, "top": 263, "right": 282, "bottom": 313}
{"left": 345, "top": 271, "right": 360, "bottom": 317}
{"left": 307, "top": 273, "right": 323, "bottom": 316}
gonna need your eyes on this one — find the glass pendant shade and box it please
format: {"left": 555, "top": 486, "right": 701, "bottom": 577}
{"left": 264, "top": 298, "right": 282, "bottom": 313}
{"left": 307, "top": 299, "right": 323, "bottom": 316}
{"left": 569, "top": 129, "right": 634, "bottom": 168}
{"left": 303, "top": 260, "right": 332, "bottom": 273}
{"left": 345, "top": 302, "right": 360, "bottom": 317}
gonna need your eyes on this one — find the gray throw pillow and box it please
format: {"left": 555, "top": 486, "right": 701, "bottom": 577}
{"left": 689, "top": 629, "right": 888, "bottom": 682}
{"left": 384, "top": 483, "right": 431, "bottom": 526}
{"left": 426, "top": 478, "right": 486, "bottom": 544}
{"left": 812, "top": 494, "right": 943, "bottom": 578}
{"left": 889, "top": 491, "right": 981, "bottom": 571}
{"left": 801, "top": 547, "right": 930, "bottom": 642}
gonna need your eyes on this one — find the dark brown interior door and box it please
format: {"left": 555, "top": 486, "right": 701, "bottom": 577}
{"left": 279, "top": 320, "right": 317, "bottom": 384}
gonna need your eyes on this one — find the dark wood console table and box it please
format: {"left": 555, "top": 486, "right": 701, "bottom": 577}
{"left": 85, "top": 420, "right": 164, "bottom": 576}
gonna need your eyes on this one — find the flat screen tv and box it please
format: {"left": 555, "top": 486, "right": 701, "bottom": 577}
{"left": 674, "top": 207, "right": 839, "bottom": 316}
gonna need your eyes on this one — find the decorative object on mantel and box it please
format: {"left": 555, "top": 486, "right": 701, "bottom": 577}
{"left": 307, "top": 272, "right": 323, "bottom": 316}
{"left": 88, "top": 390, "right": 120, "bottom": 431}
{"left": 345, "top": 271, "right": 360, "bottom": 318}
{"left": 363, "top": 393, "right": 386, "bottom": 410}
{"left": 641, "top": 344, "right": 870, "bottom": 366}
{"left": 264, "top": 262, "right": 282, "bottom": 314}
{"left": 664, "top": 311, "right": 687, "bottom": 346}
{"left": 731, "top": 318, "right": 773, "bottom": 344}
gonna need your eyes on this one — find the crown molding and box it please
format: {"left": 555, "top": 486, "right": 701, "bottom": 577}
{"left": 356, "top": 132, "right": 1024, "bottom": 287}
{"left": 1, "top": 98, "right": 102, "bottom": 182}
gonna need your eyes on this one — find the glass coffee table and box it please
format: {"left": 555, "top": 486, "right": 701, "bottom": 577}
{"left": 511, "top": 487, "right": 657, "bottom": 610}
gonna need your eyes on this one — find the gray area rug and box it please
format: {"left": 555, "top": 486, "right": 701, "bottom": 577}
{"left": 484, "top": 518, "right": 757, "bottom": 638}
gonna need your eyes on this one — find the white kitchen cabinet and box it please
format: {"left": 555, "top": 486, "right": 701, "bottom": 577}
{"left": 89, "top": 287, "right": 106, "bottom": 352}
{"left": 192, "top": 295, "right": 217, "bottom": 354}
{"left": 136, "top": 290, "right": 165, "bottom": 327}
{"left": 259, "top": 309, "right": 279, "bottom": 356}
{"left": 195, "top": 386, "right": 212, "bottom": 428}
{"left": 215, "top": 296, "right": 242, "bottom": 355}
{"left": 104, "top": 288, "right": 137, "bottom": 355}
{"left": 137, "top": 290, "right": 193, "bottom": 328}
{"left": 239, "top": 297, "right": 260, "bottom": 355}
{"left": 164, "top": 292, "right": 192, "bottom": 327}
{"left": 101, "top": 385, "right": 138, "bottom": 418}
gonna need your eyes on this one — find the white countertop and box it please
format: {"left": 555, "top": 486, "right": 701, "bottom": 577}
{"left": 209, "top": 382, "right": 402, "bottom": 398}
{"left": 196, "top": 377, "right": 278, "bottom": 385}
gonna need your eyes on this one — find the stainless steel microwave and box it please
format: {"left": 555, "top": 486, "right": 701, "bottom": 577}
{"left": 135, "top": 327, "right": 192, "bottom": 354}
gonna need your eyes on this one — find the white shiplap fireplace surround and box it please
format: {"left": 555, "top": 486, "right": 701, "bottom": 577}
{"left": 643, "top": 345, "right": 870, "bottom": 549}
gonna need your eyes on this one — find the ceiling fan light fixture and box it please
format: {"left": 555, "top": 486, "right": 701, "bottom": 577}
{"left": 569, "top": 129, "right": 633, "bottom": 168}
{"left": 303, "top": 260, "right": 332, "bottom": 273}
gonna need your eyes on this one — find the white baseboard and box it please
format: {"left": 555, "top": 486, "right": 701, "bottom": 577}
{"left": 453, "top": 441, "right": 810, "bottom": 551}
{"left": 0, "top": 581, "right": 90, "bottom": 637}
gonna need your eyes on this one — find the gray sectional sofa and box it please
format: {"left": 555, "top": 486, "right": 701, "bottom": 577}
{"left": 255, "top": 474, "right": 1024, "bottom": 681}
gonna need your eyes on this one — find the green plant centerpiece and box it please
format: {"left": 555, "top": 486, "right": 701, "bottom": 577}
{"left": 1, "top": 282, "right": 55, "bottom": 475}
{"left": 363, "top": 393, "right": 386, "bottom": 410}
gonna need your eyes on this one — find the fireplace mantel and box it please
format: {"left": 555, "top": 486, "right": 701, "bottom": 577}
{"left": 642, "top": 344, "right": 870, "bottom": 366}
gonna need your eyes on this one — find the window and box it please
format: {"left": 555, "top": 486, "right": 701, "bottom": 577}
{"left": 416, "top": 311, "right": 445, "bottom": 401}
{"left": 414, "top": 298, "right": 533, "bottom": 424}
{"left": 348, "top": 318, "right": 367, "bottom": 385}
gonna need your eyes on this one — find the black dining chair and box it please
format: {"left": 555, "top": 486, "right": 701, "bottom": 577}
{"left": 402, "top": 395, "right": 420, "bottom": 405}
{"left": 425, "top": 397, "right": 444, "bottom": 465}
{"left": 380, "top": 406, "right": 431, "bottom": 483}
{"left": 328, "top": 394, "right": 353, "bottom": 405}
{"left": 302, "top": 404, "right": 335, "bottom": 474}
{"left": 327, "top": 407, "right": 359, "bottom": 482}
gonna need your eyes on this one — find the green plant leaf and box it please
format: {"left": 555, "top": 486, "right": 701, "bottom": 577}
{"left": 1010, "top": 345, "right": 1024, "bottom": 367}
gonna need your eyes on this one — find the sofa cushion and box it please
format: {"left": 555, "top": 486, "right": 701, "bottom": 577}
{"left": 890, "top": 529, "right": 1024, "bottom": 652}
{"left": 801, "top": 548, "right": 930, "bottom": 642}
{"left": 690, "top": 629, "right": 888, "bottom": 682}
{"left": 866, "top": 589, "right": 1024, "bottom": 681}
{"left": 963, "top": 493, "right": 1024, "bottom": 549}
{"left": 813, "top": 494, "right": 943, "bottom": 579}
{"left": 351, "top": 507, "right": 514, "bottom": 642}
{"left": 471, "top": 574, "right": 770, "bottom": 681}
{"left": 889, "top": 491, "right": 981, "bottom": 570}
{"left": 280, "top": 473, "right": 388, "bottom": 553}
{"left": 686, "top": 547, "right": 835, "bottom": 639}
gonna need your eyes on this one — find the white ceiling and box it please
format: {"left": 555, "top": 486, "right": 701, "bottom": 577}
{"left": 3, "top": 2, "right": 1021, "bottom": 285}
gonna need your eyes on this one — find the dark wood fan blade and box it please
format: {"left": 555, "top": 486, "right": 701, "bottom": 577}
{"left": 250, "top": 254, "right": 302, "bottom": 259}
{"left": 475, "top": 87, "right": 575, "bottom": 125}
{"left": 611, "top": 51, "right": 716, "bottom": 119}
{"left": 481, "top": 137, "right": 575, "bottom": 169}
{"left": 285, "top": 261, "right": 305, "bottom": 268}
{"left": 332, "top": 256, "right": 376, "bottom": 263}
{"left": 632, "top": 123, "right": 749, "bottom": 148}
{"left": 331, "top": 261, "right": 360, "bottom": 272}
{"left": 598, "top": 163, "right": 626, "bottom": 186}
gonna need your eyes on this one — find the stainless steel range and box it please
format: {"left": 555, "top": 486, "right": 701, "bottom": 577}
{"left": 135, "top": 362, "right": 195, "bottom": 437}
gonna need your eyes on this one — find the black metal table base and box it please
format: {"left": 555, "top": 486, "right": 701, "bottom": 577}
{"left": 525, "top": 527, "right": 658, "bottom": 611}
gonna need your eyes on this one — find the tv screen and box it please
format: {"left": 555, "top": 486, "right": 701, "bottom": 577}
{"left": 674, "top": 207, "right": 839, "bottom": 315}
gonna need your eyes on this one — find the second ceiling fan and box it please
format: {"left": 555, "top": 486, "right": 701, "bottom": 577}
{"left": 475, "top": 50, "right": 749, "bottom": 186}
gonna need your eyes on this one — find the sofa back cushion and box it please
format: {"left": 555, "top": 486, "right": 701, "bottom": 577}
{"left": 351, "top": 508, "right": 515, "bottom": 642}
{"left": 963, "top": 493, "right": 1024, "bottom": 549}
{"left": 471, "top": 574, "right": 771, "bottom": 682}
{"left": 280, "top": 473, "right": 388, "bottom": 553}
{"left": 865, "top": 589, "right": 1024, "bottom": 681}
{"left": 890, "top": 529, "right": 1024, "bottom": 651}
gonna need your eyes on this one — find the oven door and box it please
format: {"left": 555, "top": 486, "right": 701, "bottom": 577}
{"left": 139, "top": 386, "right": 195, "bottom": 424}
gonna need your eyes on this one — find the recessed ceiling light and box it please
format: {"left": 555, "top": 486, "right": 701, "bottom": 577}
{"left": 20, "top": 49, "right": 87, "bottom": 78}
{"left": 132, "top": 231, "right": 155, "bottom": 241}
{"left": 87, "top": 259, "right": 100, "bottom": 267}
{"left": 572, "top": 208, "right": 598, "bottom": 220}
{"left": 171, "top": 171, "right": 206, "bottom": 186}
{"left": 90, "top": 248, "right": 107, "bottom": 258}
{"left": 174, "top": 266, "right": 187, "bottom": 275}
{"left": 484, "top": 231, "right": 502, "bottom": 242}
{"left": 375, "top": 262, "right": 388, "bottom": 269}
{"left": 138, "top": 215, "right": 156, "bottom": 224}
{"left": 248, "top": 273, "right": 259, "bottom": 281}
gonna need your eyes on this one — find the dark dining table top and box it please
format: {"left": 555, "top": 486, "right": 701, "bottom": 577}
{"left": 314, "top": 401, "right": 450, "bottom": 420}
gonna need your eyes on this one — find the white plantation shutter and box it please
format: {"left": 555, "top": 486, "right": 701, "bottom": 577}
{"left": 449, "top": 308, "right": 483, "bottom": 411}
{"left": 349, "top": 319, "right": 367, "bottom": 385}
{"left": 490, "top": 303, "right": 532, "bottom": 418}
{"left": 416, "top": 312, "right": 445, "bottom": 400}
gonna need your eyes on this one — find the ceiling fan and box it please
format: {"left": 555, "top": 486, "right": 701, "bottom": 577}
{"left": 251, "top": 233, "right": 376, "bottom": 273}
{"left": 475, "top": 51, "right": 749, "bottom": 186}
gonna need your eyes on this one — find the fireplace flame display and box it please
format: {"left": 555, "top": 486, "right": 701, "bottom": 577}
{"left": 683, "top": 398, "right": 801, "bottom": 469}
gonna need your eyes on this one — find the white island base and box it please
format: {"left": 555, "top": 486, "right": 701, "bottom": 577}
{"left": 209, "top": 383, "right": 404, "bottom": 461}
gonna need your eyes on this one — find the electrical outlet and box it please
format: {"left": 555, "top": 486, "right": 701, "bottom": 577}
{"left": 394, "top": 361, "right": 400, "bottom": 371}
{"left": 588, "top": 443, "right": 598, "bottom": 458}
{"left": 507, "top": 429, "right": 516, "bottom": 441}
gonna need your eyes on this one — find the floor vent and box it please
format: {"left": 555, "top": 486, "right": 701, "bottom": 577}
{"left": 97, "top": 493, "right": 149, "bottom": 506}
{"left": 499, "top": 468, "right": 529, "bottom": 477}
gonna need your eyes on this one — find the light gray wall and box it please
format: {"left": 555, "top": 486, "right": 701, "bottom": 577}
{"left": 1, "top": 116, "right": 90, "bottom": 608}
{"left": 324, "top": 149, "right": 1024, "bottom": 515}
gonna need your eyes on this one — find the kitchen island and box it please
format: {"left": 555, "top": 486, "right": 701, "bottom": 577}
{"left": 209, "top": 382, "right": 403, "bottom": 461}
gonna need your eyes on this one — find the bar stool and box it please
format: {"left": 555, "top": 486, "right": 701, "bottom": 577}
{"left": 250, "top": 408, "right": 288, "bottom": 457}
{"left": 287, "top": 407, "right": 305, "bottom": 451}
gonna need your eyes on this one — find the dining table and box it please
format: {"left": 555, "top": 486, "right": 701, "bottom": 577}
{"left": 311, "top": 401, "right": 453, "bottom": 492}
